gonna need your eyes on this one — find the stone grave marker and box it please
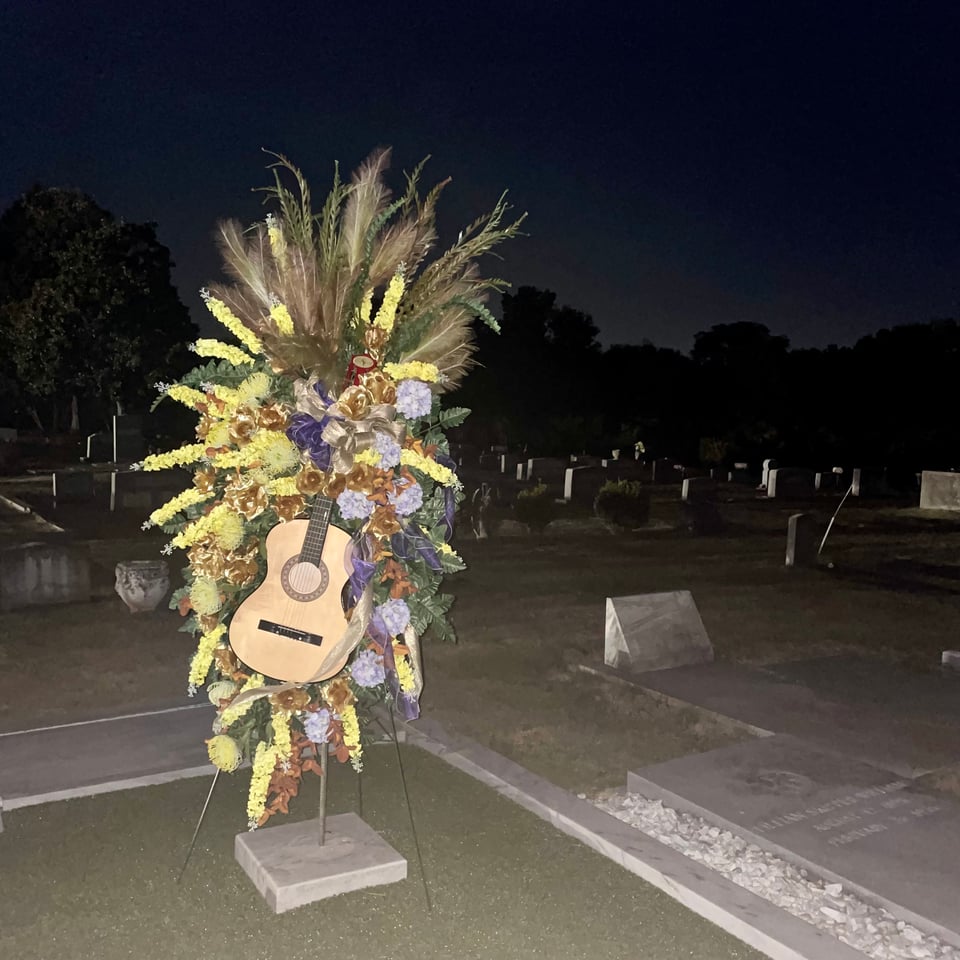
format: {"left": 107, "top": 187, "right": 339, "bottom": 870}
{"left": 760, "top": 457, "right": 778, "bottom": 489}
{"left": 650, "top": 458, "right": 681, "bottom": 483}
{"left": 111, "top": 470, "right": 183, "bottom": 512}
{"left": 628, "top": 735, "right": 960, "bottom": 949}
{"left": 0, "top": 541, "right": 92, "bottom": 611}
{"left": 604, "top": 591, "right": 714, "bottom": 674}
{"left": 112, "top": 414, "right": 147, "bottom": 463}
{"left": 526, "top": 457, "right": 569, "bottom": 490}
{"left": 603, "top": 459, "right": 646, "bottom": 482}
{"left": 919, "top": 470, "right": 960, "bottom": 510}
{"left": 785, "top": 512, "right": 818, "bottom": 567}
{"left": 52, "top": 470, "right": 96, "bottom": 504}
{"left": 767, "top": 467, "right": 816, "bottom": 499}
{"left": 681, "top": 477, "right": 718, "bottom": 502}
{"left": 563, "top": 465, "right": 607, "bottom": 503}
{"left": 0, "top": 427, "right": 17, "bottom": 443}
{"left": 86, "top": 432, "right": 113, "bottom": 462}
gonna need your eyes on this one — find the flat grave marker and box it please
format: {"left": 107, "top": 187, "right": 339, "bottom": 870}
{"left": 920, "top": 470, "right": 960, "bottom": 510}
{"left": 629, "top": 734, "right": 960, "bottom": 949}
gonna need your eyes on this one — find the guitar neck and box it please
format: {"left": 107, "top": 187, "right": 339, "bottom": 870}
{"left": 300, "top": 496, "right": 335, "bottom": 565}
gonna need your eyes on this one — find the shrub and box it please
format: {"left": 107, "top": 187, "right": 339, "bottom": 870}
{"left": 514, "top": 482, "right": 557, "bottom": 531}
{"left": 594, "top": 480, "right": 650, "bottom": 528}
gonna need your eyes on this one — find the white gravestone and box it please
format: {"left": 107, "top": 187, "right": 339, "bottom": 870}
{"left": 919, "top": 470, "right": 960, "bottom": 510}
{"left": 604, "top": 591, "right": 714, "bottom": 674}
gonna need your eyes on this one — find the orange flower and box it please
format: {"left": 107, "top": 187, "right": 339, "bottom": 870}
{"left": 227, "top": 406, "right": 258, "bottom": 445}
{"left": 273, "top": 494, "right": 306, "bottom": 522}
{"left": 256, "top": 402, "right": 289, "bottom": 431}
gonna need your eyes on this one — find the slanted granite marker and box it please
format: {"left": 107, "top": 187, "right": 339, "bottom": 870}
{"left": 605, "top": 591, "right": 714, "bottom": 674}
{"left": 785, "top": 513, "right": 818, "bottom": 567}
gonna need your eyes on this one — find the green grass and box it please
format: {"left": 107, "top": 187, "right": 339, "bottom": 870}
{"left": 0, "top": 747, "right": 760, "bottom": 960}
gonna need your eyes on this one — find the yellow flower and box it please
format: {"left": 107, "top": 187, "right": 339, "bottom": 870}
{"left": 188, "top": 623, "right": 227, "bottom": 688}
{"left": 171, "top": 503, "right": 232, "bottom": 549}
{"left": 383, "top": 361, "right": 439, "bottom": 383}
{"left": 269, "top": 302, "right": 294, "bottom": 336}
{"left": 259, "top": 432, "right": 300, "bottom": 476}
{"left": 205, "top": 421, "right": 231, "bottom": 448}
{"left": 193, "top": 339, "right": 255, "bottom": 367}
{"left": 140, "top": 443, "right": 208, "bottom": 472}
{"left": 247, "top": 740, "right": 279, "bottom": 827}
{"left": 399, "top": 448, "right": 459, "bottom": 488}
{"left": 212, "top": 510, "right": 245, "bottom": 551}
{"left": 236, "top": 372, "right": 272, "bottom": 405}
{"left": 271, "top": 710, "right": 292, "bottom": 760}
{"left": 207, "top": 734, "right": 243, "bottom": 772}
{"left": 393, "top": 639, "right": 417, "bottom": 693}
{"left": 339, "top": 701, "right": 363, "bottom": 772}
{"left": 266, "top": 214, "right": 286, "bottom": 261}
{"left": 358, "top": 288, "right": 373, "bottom": 324}
{"left": 165, "top": 385, "right": 207, "bottom": 409}
{"left": 267, "top": 475, "right": 300, "bottom": 497}
{"left": 373, "top": 269, "right": 405, "bottom": 333}
{"left": 202, "top": 291, "right": 264, "bottom": 355}
{"left": 189, "top": 577, "right": 222, "bottom": 616}
{"left": 219, "top": 673, "right": 266, "bottom": 728}
{"left": 353, "top": 448, "right": 381, "bottom": 467}
{"left": 148, "top": 486, "right": 214, "bottom": 528}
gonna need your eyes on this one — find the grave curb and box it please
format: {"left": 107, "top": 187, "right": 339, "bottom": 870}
{"left": 403, "top": 716, "right": 865, "bottom": 960}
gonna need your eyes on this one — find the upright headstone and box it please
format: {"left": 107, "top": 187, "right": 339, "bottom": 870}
{"left": 112, "top": 414, "right": 147, "bottom": 463}
{"left": 785, "top": 513, "right": 818, "bottom": 567}
{"left": 111, "top": 470, "right": 183, "bottom": 511}
{"left": 760, "top": 458, "right": 777, "bottom": 490}
{"left": 919, "top": 470, "right": 960, "bottom": 511}
{"left": 563, "top": 465, "right": 606, "bottom": 503}
{"left": 52, "top": 470, "right": 96, "bottom": 504}
{"left": 767, "top": 468, "right": 816, "bottom": 499}
{"left": 850, "top": 467, "right": 862, "bottom": 497}
{"left": 526, "top": 457, "right": 569, "bottom": 490}
{"left": 516, "top": 462, "right": 525, "bottom": 481}
{"left": 681, "top": 477, "right": 718, "bottom": 502}
{"left": 605, "top": 591, "right": 714, "bottom": 674}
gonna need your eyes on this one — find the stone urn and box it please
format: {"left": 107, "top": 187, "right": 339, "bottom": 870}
{"left": 115, "top": 560, "right": 170, "bottom": 613}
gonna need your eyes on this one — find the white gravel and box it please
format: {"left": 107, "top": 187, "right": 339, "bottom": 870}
{"left": 592, "top": 791, "right": 959, "bottom": 960}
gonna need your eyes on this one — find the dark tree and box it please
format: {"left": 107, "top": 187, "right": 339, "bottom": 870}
{"left": 0, "top": 186, "right": 196, "bottom": 432}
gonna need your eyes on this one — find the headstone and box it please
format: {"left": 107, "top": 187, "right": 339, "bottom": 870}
{"left": 563, "top": 465, "right": 606, "bottom": 503}
{"left": 112, "top": 414, "right": 147, "bottom": 463}
{"left": 850, "top": 467, "right": 861, "bottom": 497}
{"left": 734, "top": 462, "right": 748, "bottom": 470}
{"left": 919, "top": 470, "right": 960, "bottom": 511}
{"left": 235, "top": 813, "right": 406, "bottom": 914}
{"left": 942, "top": 650, "right": 960, "bottom": 671}
{"left": 0, "top": 427, "right": 17, "bottom": 443}
{"left": 628, "top": 735, "right": 960, "bottom": 950}
{"left": 760, "top": 458, "right": 778, "bottom": 489}
{"left": 526, "top": 457, "right": 569, "bottom": 489}
{"left": 604, "top": 591, "right": 714, "bottom": 674}
{"left": 785, "top": 513, "right": 818, "bottom": 567}
{"left": 111, "top": 470, "right": 184, "bottom": 511}
{"left": 650, "top": 458, "right": 681, "bottom": 483}
{"left": 52, "top": 470, "right": 96, "bottom": 504}
{"left": 603, "top": 459, "right": 646, "bottom": 482}
{"left": 767, "top": 468, "right": 816, "bottom": 499}
{"left": 681, "top": 477, "right": 718, "bottom": 502}
{"left": 0, "top": 541, "right": 92, "bottom": 611}
{"left": 516, "top": 462, "right": 525, "bottom": 481}
{"left": 86, "top": 432, "right": 113, "bottom": 462}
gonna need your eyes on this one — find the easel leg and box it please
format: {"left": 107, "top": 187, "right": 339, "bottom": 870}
{"left": 318, "top": 742, "right": 328, "bottom": 846}
{"left": 177, "top": 769, "right": 220, "bottom": 883}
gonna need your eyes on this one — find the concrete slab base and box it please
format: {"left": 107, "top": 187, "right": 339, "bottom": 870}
{"left": 234, "top": 812, "right": 406, "bottom": 913}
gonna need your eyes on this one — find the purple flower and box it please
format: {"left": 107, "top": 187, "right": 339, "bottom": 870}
{"left": 388, "top": 481, "right": 423, "bottom": 516}
{"left": 337, "top": 489, "right": 374, "bottom": 520}
{"left": 304, "top": 708, "right": 331, "bottom": 744}
{"left": 374, "top": 431, "right": 402, "bottom": 468}
{"left": 396, "top": 380, "right": 432, "bottom": 419}
{"left": 350, "top": 649, "right": 386, "bottom": 687}
{"left": 376, "top": 598, "right": 411, "bottom": 636}
{"left": 287, "top": 413, "right": 332, "bottom": 470}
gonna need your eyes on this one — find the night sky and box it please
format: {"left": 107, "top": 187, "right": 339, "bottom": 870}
{"left": 3, "top": 1, "right": 959, "bottom": 351}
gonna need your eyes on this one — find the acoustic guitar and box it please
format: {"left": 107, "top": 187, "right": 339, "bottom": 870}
{"left": 229, "top": 496, "right": 354, "bottom": 683}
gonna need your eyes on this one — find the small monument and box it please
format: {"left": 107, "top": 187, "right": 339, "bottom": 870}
{"left": 604, "top": 591, "right": 714, "bottom": 674}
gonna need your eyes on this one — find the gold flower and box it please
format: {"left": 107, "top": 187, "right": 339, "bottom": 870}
{"left": 228, "top": 405, "right": 259, "bottom": 445}
{"left": 222, "top": 539, "right": 261, "bottom": 588}
{"left": 361, "top": 371, "right": 397, "bottom": 406}
{"left": 199, "top": 613, "right": 221, "bottom": 634}
{"left": 295, "top": 464, "right": 326, "bottom": 496}
{"left": 195, "top": 414, "right": 216, "bottom": 441}
{"left": 223, "top": 475, "right": 269, "bottom": 520}
{"left": 367, "top": 504, "right": 402, "bottom": 538}
{"left": 325, "top": 677, "right": 356, "bottom": 713}
{"left": 273, "top": 494, "right": 306, "bottom": 522}
{"left": 344, "top": 464, "right": 378, "bottom": 493}
{"left": 214, "top": 645, "right": 241, "bottom": 677}
{"left": 364, "top": 324, "right": 389, "bottom": 358}
{"left": 188, "top": 535, "right": 227, "bottom": 581}
{"left": 193, "top": 467, "right": 217, "bottom": 494}
{"left": 336, "top": 385, "right": 373, "bottom": 420}
{"left": 256, "top": 402, "right": 289, "bottom": 432}
{"left": 269, "top": 687, "right": 312, "bottom": 712}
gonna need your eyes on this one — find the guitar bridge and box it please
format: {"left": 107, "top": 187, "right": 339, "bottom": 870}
{"left": 257, "top": 619, "right": 323, "bottom": 646}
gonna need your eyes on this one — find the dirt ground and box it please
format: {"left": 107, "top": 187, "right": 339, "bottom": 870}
{"left": 3, "top": 481, "right": 960, "bottom": 794}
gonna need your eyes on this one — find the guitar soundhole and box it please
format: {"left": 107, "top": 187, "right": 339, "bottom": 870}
{"left": 280, "top": 555, "right": 329, "bottom": 601}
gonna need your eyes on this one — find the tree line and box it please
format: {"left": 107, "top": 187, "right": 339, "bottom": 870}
{"left": 2, "top": 188, "right": 957, "bottom": 478}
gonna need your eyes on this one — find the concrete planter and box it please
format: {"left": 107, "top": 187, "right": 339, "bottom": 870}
{"left": 115, "top": 560, "right": 170, "bottom": 613}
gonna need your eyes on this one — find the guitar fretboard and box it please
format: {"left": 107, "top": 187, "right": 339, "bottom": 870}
{"left": 300, "top": 496, "right": 333, "bottom": 565}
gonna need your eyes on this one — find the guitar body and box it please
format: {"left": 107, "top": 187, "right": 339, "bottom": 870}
{"left": 229, "top": 518, "right": 355, "bottom": 683}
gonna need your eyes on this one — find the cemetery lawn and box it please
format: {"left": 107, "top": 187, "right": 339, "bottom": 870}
{"left": 3, "top": 490, "right": 960, "bottom": 793}
{"left": 0, "top": 745, "right": 763, "bottom": 960}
